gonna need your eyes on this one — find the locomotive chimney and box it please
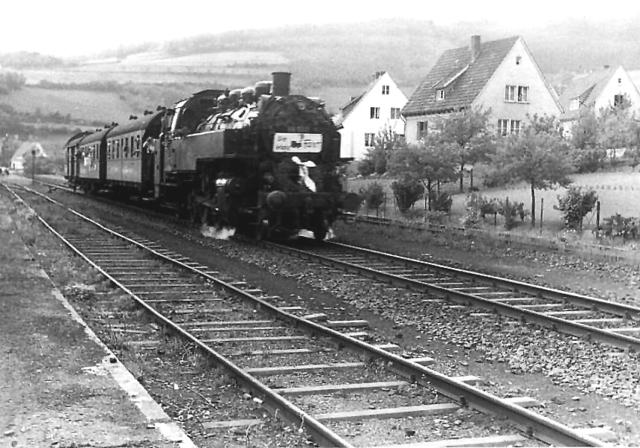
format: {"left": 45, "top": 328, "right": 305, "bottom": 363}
{"left": 272, "top": 72, "right": 291, "bottom": 96}
{"left": 470, "top": 35, "right": 481, "bottom": 63}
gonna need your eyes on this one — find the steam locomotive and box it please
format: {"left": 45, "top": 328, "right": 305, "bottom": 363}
{"left": 64, "top": 72, "right": 356, "bottom": 239}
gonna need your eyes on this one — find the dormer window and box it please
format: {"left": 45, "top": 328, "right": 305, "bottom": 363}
{"left": 569, "top": 98, "right": 579, "bottom": 111}
{"left": 436, "top": 89, "right": 446, "bottom": 101}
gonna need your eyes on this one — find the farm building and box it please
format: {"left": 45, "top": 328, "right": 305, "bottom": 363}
{"left": 335, "top": 71, "right": 407, "bottom": 160}
{"left": 402, "top": 35, "right": 562, "bottom": 143}
{"left": 10, "top": 140, "right": 47, "bottom": 171}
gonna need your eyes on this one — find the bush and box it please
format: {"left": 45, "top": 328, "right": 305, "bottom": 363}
{"left": 391, "top": 177, "right": 424, "bottom": 214}
{"left": 359, "top": 182, "right": 385, "bottom": 211}
{"left": 600, "top": 214, "right": 639, "bottom": 241}
{"left": 498, "top": 199, "right": 527, "bottom": 230}
{"left": 357, "top": 158, "right": 376, "bottom": 177}
{"left": 429, "top": 191, "right": 453, "bottom": 213}
{"left": 478, "top": 196, "right": 500, "bottom": 219}
{"left": 555, "top": 186, "right": 598, "bottom": 230}
{"left": 575, "top": 147, "right": 606, "bottom": 173}
{"left": 462, "top": 192, "right": 482, "bottom": 228}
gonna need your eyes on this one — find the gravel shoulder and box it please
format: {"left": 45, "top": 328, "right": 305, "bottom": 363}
{"left": 0, "top": 189, "right": 194, "bottom": 447}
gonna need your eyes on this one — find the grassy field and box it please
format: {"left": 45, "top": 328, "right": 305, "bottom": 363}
{"left": 345, "top": 169, "right": 640, "bottom": 239}
{"left": 5, "top": 87, "right": 139, "bottom": 123}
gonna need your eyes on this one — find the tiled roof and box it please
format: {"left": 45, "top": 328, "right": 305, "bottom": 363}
{"left": 335, "top": 72, "right": 386, "bottom": 126}
{"left": 403, "top": 36, "right": 519, "bottom": 117}
{"left": 335, "top": 93, "right": 364, "bottom": 126}
{"left": 558, "top": 67, "right": 615, "bottom": 121}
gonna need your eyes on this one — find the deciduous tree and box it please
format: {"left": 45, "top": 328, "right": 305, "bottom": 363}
{"left": 428, "top": 108, "right": 494, "bottom": 192}
{"left": 357, "top": 123, "right": 404, "bottom": 176}
{"left": 388, "top": 139, "right": 457, "bottom": 210}
{"left": 492, "top": 114, "right": 575, "bottom": 227}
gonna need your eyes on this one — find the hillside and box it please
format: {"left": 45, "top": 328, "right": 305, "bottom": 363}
{"left": 5, "top": 87, "right": 137, "bottom": 124}
{"left": 2, "top": 16, "right": 640, "bottom": 154}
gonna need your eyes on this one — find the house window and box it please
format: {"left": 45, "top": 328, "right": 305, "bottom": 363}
{"left": 516, "top": 56, "right": 522, "bottom": 65}
{"left": 510, "top": 120, "right": 521, "bottom": 135}
{"left": 364, "top": 133, "right": 376, "bottom": 147}
{"left": 382, "top": 85, "right": 390, "bottom": 95}
{"left": 497, "top": 119, "right": 509, "bottom": 136}
{"left": 436, "top": 89, "right": 445, "bottom": 101}
{"left": 390, "top": 108, "right": 401, "bottom": 119}
{"left": 504, "top": 85, "right": 529, "bottom": 103}
{"left": 370, "top": 107, "right": 380, "bottom": 119}
{"left": 417, "top": 121, "right": 428, "bottom": 139}
{"left": 614, "top": 94, "right": 625, "bottom": 108}
{"left": 569, "top": 98, "right": 580, "bottom": 111}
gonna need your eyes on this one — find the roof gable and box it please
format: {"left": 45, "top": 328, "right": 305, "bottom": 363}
{"left": 336, "top": 71, "right": 404, "bottom": 125}
{"left": 558, "top": 67, "right": 616, "bottom": 119}
{"left": 11, "top": 141, "right": 46, "bottom": 161}
{"left": 403, "top": 36, "right": 520, "bottom": 116}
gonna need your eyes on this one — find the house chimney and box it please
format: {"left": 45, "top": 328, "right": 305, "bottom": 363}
{"left": 470, "top": 35, "right": 481, "bottom": 63}
{"left": 604, "top": 64, "right": 610, "bottom": 69}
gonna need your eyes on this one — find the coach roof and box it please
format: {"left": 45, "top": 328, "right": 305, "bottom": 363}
{"left": 107, "top": 111, "right": 163, "bottom": 139}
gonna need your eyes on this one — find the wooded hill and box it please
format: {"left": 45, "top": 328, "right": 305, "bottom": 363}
{"left": 1, "top": 15, "right": 640, "bottom": 151}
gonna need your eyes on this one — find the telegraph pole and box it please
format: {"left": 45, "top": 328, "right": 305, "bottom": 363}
{"left": 1, "top": 134, "right": 7, "bottom": 167}
{"left": 31, "top": 148, "right": 36, "bottom": 184}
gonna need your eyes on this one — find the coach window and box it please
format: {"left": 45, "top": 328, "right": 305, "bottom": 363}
{"left": 116, "top": 140, "right": 120, "bottom": 159}
{"left": 133, "top": 135, "right": 141, "bottom": 157}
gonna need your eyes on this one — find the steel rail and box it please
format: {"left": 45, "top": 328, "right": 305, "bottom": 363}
{"left": 9, "top": 184, "right": 609, "bottom": 446}
{"left": 265, "top": 239, "right": 640, "bottom": 352}
{"left": 6, "top": 185, "right": 351, "bottom": 447}
{"left": 330, "top": 240, "right": 640, "bottom": 320}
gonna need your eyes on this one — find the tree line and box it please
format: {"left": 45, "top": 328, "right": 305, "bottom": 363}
{"left": 358, "top": 98, "right": 640, "bottom": 229}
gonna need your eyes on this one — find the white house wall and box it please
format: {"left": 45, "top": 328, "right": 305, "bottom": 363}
{"left": 339, "top": 73, "right": 407, "bottom": 160}
{"left": 592, "top": 66, "right": 640, "bottom": 117}
{"left": 473, "top": 38, "right": 562, "bottom": 129}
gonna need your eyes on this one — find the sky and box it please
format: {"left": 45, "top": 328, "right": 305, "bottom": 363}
{"left": 2, "top": 0, "right": 639, "bottom": 57}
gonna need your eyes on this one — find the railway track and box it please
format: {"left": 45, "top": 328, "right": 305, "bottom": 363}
{"left": 4, "top": 185, "right": 615, "bottom": 447}
{"left": 24, "top": 178, "right": 640, "bottom": 350}
{"left": 267, "top": 238, "right": 640, "bottom": 352}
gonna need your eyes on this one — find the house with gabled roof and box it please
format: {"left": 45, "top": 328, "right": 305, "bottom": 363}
{"left": 10, "top": 140, "right": 47, "bottom": 171}
{"left": 402, "top": 35, "right": 563, "bottom": 144}
{"left": 335, "top": 71, "right": 407, "bottom": 160}
{"left": 558, "top": 65, "right": 640, "bottom": 136}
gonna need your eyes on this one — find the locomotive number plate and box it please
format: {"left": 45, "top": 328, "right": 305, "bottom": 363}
{"left": 273, "top": 133, "right": 322, "bottom": 153}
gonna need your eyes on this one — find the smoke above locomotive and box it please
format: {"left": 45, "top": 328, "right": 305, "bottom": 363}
{"left": 65, "top": 72, "right": 357, "bottom": 240}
